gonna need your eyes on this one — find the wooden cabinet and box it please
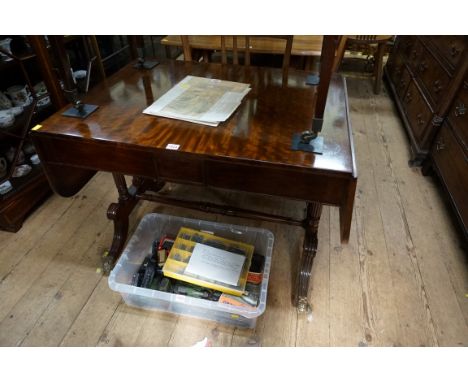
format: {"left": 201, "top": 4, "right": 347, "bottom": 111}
{"left": 433, "top": 74, "right": 468, "bottom": 241}
{"left": 386, "top": 36, "right": 468, "bottom": 242}
{"left": 430, "top": 120, "right": 468, "bottom": 241}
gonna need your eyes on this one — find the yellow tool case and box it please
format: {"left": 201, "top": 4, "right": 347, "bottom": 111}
{"left": 162, "top": 227, "right": 254, "bottom": 296}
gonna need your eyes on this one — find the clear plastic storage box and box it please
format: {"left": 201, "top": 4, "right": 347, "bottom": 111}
{"left": 108, "top": 213, "right": 274, "bottom": 328}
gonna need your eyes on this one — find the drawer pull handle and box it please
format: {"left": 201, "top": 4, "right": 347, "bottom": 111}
{"left": 418, "top": 61, "right": 428, "bottom": 72}
{"left": 436, "top": 138, "right": 445, "bottom": 152}
{"left": 433, "top": 80, "right": 443, "bottom": 93}
{"left": 454, "top": 103, "right": 466, "bottom": 117}
{"left": 450, "top": 45, "right": 460, "bottom": 57}
{"left": 432, "top": 115, "right": 443, "bottom": 126}
{"left": 416, "top": 113, "right": 425, "bottom": 126}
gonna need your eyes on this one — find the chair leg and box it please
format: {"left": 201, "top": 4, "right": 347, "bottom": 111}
{"left": 332, "top": 36, "right": 347, "bottom": 72}
{"left": 373, "top": 42, "right": 385, "bottom": 94}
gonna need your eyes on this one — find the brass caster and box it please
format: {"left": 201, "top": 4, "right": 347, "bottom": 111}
{"left": 297, "top": 297, "right": 311, "bottom": 314}
{"left": 102, "top": 251, "right": 114, "bottom": 276}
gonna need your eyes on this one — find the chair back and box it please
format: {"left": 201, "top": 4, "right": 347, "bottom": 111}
{"left": 353, "top": 35, "right": 378, "bottom": 42}
{"left": 220, "top": 36, "right": 293, "bottom": 82}
{"left": 181, "top": 35, "right": 293, "bottom": 83}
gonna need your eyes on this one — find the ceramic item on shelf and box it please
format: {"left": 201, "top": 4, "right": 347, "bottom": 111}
{"left": 5, "top": 146, "right": 25, "bottom": 164}
{"left": 33, "top": 81, "right": 48, "bottom": 96}
{"left": 5, "top": 147, "right": 15, "bottom": 162}
{"left": 73, "top": 70, "right": 87, "bottom": 81}
{"left": 0, "top": 111, "right": 15, "bottom": 128}
{"left": 10, "top": 36, "right": 30, "bottom": 56}
{"left": 30, "top": 154, "right": 40, "bottom": 165}
{"left": 0, "top": 91, "right": 13, "bottom": 110}
{"left": 7, "top": 106, "right": 24, "bottom": 116}
{"left": 12, "top": 164, "right": 31, "bottom": 178}
{"left": 0, "top": 180, "right": 13, "bottom": 195}
{"left": 6, "top": 85, "right": 32, "bottom": 107}
{"left": 37, "top": 96, "right": 51, "bottom": 108}
{"left": 0, "top": 156, "right": 7, "bottom": 178}
{"left": 23, "top": 142, "right": 36, "bottom": 155}
{"left": 0, "top": 38, "right": 13, "bottom": 61}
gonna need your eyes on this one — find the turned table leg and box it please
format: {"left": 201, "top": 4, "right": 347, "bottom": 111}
{"left": 296, "top": 201, "right": 322, "bottom": 313}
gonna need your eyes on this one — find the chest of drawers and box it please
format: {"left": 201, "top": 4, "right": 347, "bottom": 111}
{"left": 385, "top": 36, "right": 468, "bottom": 242}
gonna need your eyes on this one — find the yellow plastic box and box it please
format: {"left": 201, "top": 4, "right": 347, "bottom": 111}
{"left": 163, "top": 227, "right": 254, "bottom": 296}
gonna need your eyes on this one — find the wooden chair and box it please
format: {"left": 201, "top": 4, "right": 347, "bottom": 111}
{"left": 222, "top": 36, "right": 293, "bottom": 84}
{"left": 180, "top": 35, "right": 193, "bottom": 61}
{"left": 181, "top": 35, "right": 294, "bottom": 84}
{"left": 332, "top": 35, "right": 393, "bottom": 94}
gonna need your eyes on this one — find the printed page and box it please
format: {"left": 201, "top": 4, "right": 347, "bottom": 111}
{"left": 143, "top": 75, "right": 250, "bottom": 126}
{"left": 185, "top": 243, "right": 246, "bottom": 286}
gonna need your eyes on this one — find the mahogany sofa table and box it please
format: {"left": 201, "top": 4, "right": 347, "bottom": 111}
{"left": 31, "top": 60, "right": 357, "bottom": 313}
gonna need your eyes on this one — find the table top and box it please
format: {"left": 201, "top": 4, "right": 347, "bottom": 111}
{"left": 161, "top": 35, "right": 324, "bottom": 57}
{"left": 35, "top": 60, "right": 355, "bottom": 177}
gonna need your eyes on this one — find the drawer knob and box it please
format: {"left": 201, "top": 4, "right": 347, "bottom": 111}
{"left": 406, "top": 91, "right": 412, "bottom": 102}
{"left": 432, "top": 115, "right": 444, "bottom": 126}
{"left": 418, "top": 61, "right": 428, "bottom": 73}
{"left": 433, "top": 80, "right": 443, "bottom": 93}
{"left": 436, "top": 138, "right": 445, "bottom": 152}
{"left": 417, "top": 113, "right": 425, "bottom": 126}
{"left": 450, "top": 45, "right": 460, "bottom": 57}
{"left": 454, "top": 102, "right": 466, "bottom": 117}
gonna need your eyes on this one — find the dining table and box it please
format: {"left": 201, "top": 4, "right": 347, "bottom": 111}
{"left": 161, "top": 35, "right": 324, "bottom": 68}
{"left": 30, "top": 58, "right": 357, "bottom": 313}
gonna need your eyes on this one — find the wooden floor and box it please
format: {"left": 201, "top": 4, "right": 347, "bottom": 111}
{"left": 0, "top": 75, "right": 466, "bottom": 347}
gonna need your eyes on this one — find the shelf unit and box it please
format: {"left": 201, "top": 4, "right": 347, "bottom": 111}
{"left": 0, "top": 36, "right": 59, "bottom": 232}
{"left": 0, "top": 35, "right": 153, "bottom": 232}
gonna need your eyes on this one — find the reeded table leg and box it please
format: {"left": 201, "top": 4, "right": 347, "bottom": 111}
{"left": 296, "top": 201, "right": 322, "bottom": 313}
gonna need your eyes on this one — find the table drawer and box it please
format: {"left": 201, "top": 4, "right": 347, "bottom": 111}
{"left": 155, "top": 152, "right": 204, "bottom": 184}
{"left": 415, "top": 48, "right": 451, "bottom": 107}
{"left": 431, "top": 36, "right": 467, "bottom": 71}
{"left": 432, "top": 122, "right": 468, "bottom": 230}
{"left": 35, "top": 137, "right": 157, "bottom": 178}
{"left": 205, "top": 160, "right": 348, "bottom": 204}
{"left": 403, "top": 80, "right": 433, "bottom": 142}
{"left": 447, "top": 79, "right": 468, "bottom": 151}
